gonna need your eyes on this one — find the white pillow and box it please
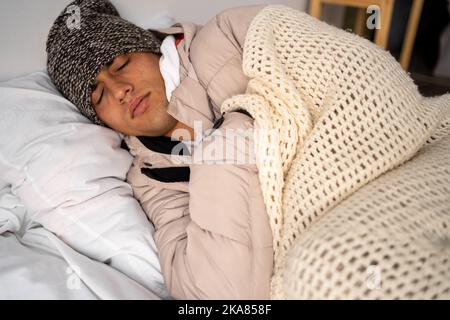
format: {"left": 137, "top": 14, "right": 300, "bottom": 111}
{"left": 0, "top": 71, "right": 168, "bottom": 298}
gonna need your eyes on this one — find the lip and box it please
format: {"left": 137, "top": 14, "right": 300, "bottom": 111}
{"left": 129, "top": 93, "right": 150, "bottom": 118}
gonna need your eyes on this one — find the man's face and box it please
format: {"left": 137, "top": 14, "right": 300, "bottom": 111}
{"left": 91, "top": 51, "right": 177, "bottom": 136}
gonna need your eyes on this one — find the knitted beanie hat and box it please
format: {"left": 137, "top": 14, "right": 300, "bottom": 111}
{"left": 46, "top": 0, "right": 162, "bottom": 125}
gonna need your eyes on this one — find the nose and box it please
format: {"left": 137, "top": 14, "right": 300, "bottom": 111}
{"left": 105, "top": 77, "right": 133, "bottom": 105}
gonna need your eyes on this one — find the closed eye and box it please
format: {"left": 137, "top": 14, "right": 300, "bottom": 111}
{"left": 116, "top": 59, "right": 129, "bottom": 71}
{"left": 96, "top": 87, "right": 104, "bottom": 105}
{"left": 93, "top": 57, "right": 128, "bottom": 106}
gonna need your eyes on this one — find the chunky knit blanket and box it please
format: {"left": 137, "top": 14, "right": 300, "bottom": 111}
{"left": 221, "top": 5, "right": 450, "bottom": 299}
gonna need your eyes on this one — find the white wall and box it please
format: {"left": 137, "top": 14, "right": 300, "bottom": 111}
{"left": 0, "top": 0, "right": 307, "bottom": 81}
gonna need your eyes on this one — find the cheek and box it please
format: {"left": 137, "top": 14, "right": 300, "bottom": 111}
{"left": 96, "top": 105, "right": 110, "bottom": 121}
{"left": 96, "top": 102, "right": 125, "bottom": 125}
{"left": 150, "top": 89, "right": 168, "bottom": 113}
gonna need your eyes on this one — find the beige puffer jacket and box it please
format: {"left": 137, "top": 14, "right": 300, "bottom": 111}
{"left": 124, "top": 5, "right": 273, "bottom": 299}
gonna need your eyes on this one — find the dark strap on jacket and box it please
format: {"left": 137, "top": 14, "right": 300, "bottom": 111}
{"left": 120, "top": 139, "right": 130, "bottom": 151}
{"left": 136, "top": 135, "right": 191, "bottom": 156}
{"left": 124, "top": 109, "right": 252, "bottom": 183}
{"left": 141, "top": 167, "right": 190, "bottom": 183}
{"left": 212, "top": 109, "right": 252, "bottom": 130}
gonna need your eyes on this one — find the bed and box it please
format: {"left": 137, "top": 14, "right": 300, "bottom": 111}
{"left": 4, "top": 0, "right": 448, "bottom": 301}
{"left": 0, "top": 0, "right": 308, "bottom": 301}
{"left": 0, "top": 71, "right": 168, "bottom": 299}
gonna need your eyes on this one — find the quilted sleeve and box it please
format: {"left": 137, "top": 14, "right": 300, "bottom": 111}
{"left": 129, "top": 112, "right": 273, "bottom": 299}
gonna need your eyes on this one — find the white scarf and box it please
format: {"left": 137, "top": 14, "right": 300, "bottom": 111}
{"left": 159, "top": 35, "right": 180, "bottom": 102}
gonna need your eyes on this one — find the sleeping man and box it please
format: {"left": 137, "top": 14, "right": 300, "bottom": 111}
{"left": 46, "top": 0, "right": 272, "bottom": 299}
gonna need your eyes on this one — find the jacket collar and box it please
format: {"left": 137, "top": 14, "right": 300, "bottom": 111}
{"left": 152, "top": 23, "right": 215, "bottom": 133}
{"left": 154, "top": 23, "right": 200, "bottom": 78}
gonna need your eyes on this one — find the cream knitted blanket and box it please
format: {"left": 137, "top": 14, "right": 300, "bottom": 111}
{"left": 221, "top": 5, "right": 450, "bottom": 299}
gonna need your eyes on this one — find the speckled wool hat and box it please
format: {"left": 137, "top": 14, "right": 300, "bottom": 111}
{"left": 46, "top": 0, "right": 162, "bottom": 125}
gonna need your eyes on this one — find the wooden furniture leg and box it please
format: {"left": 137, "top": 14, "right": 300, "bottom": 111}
{"left": 374, "top": 0, "right": 394, "bottom": 49}
{"left": 399, "top": 0, "right": 424, "bottom": 70}
{"left": 309, "top": 0, "right": 323, "bottom": 19}
{"left": 354, "top": 8, "right": 367, "bottom": 37}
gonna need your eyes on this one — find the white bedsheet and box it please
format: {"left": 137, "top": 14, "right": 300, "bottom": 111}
{"left": 0, "top": 71, "right": 168, "bottom": 299}
{"left": 0, "top": 186, "right": 160, "bottom": 300}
